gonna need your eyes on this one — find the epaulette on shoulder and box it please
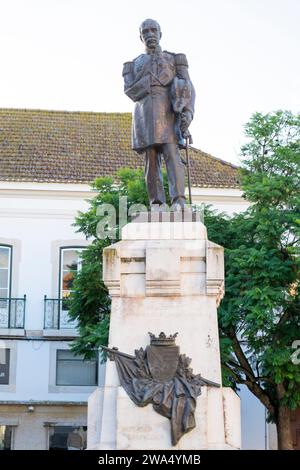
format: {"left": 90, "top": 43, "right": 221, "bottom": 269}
{"left": 163, "top": 50, "right": 175, "bottom": 56}
{"left": 174, "top": 53, "right": 188, "bottom": 67}
{"left": 122, "top": 61, "right": 133, "bottom": 76}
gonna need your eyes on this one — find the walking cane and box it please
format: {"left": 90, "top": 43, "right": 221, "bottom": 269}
{"left": 185, "top": 136, "right": 193, "bottom": 206}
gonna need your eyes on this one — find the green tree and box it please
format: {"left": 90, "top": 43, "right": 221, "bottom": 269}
{"left": 207, "top": 110, "right": 300, "bottom": 449}
{"left": 69, "top": 168, "right": 151, "bottom": 357}
{"left": 69, "top": 111, "right": 300, "bottom": 449}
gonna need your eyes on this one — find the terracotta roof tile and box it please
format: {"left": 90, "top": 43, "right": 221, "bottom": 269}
{"left": 0, "top": 108, "right": 239, "bottom": 188}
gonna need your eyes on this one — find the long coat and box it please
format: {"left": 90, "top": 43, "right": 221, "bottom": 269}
{"left": 123, "top": 48, "right": 195, "bottom": 152}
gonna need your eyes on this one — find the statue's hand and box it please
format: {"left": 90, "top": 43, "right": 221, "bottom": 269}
{"left": 180, "top": 110, "right": 193, "bottom": 135}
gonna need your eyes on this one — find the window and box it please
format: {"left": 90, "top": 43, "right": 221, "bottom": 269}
{"left": 0, "top": 425, "right": 13, "bottom": 450}
{"left": 56, "top": 350, "right": 98, "bottom": 386}
{"left": 58, "top": 248, "right": 84, "bottom": 328}
{"left": 0, "top": 246, "right": 12, "bottom": 327}
{"left": 60, "top": 248, "right": 83, "bottom": 305}
{"left": 0, "top": 349, "right": 10, "bottom": 385}
{"left": 56, "top": 247, "right": 84, "bottom": 328}
{"left": 49, "top": 425, "right": 87, "bottom": 450}
{"left": 0, "top": 246, "right": 11, "bottom": 300}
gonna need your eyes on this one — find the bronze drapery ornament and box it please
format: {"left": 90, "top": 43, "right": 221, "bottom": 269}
{"left": 123, "top": 19, "right": 195, "bottom": 210}
{"left": 102, "top": 332, "right": 220, "bottom": 445}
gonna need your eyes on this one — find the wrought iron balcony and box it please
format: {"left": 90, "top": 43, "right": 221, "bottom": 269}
{"left": 0, "top": 296, "right": 26, "bottom": 329}
{"left": 43, "top": 296, "right": 78, "bottom": 329}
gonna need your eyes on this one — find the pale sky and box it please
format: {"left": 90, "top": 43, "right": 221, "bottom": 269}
{"left": 0, "top": 0, "right": 299, "bottom": 165}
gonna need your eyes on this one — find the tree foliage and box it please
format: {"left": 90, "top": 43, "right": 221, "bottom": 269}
{"left": 207, "top": 111, "right": 300, "bottom": 448}
{"left": 69, "top": 169, "right": 151, "bottom": 357}
{"left": 208, "top": 204, "right": 300, "bottom": 408}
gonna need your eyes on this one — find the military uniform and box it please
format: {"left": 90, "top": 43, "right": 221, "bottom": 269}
{"left": 123, "top": 45, "right": 195, "bottom": 206}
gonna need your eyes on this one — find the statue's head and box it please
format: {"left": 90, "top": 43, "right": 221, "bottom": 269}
{"left": 139, "top": 19, "right": 162, "bottom": 49}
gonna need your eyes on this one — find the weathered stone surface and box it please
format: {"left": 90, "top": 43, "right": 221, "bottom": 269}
{"left": 223, "top": 387, "right": 241, "bottom": 449}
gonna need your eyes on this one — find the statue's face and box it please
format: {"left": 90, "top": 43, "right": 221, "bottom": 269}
{"left": 140, "top": 20, "right": 161, "bottom": 49}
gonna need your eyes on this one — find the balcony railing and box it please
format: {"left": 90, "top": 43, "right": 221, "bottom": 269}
{"left": 44, "top": 296, "right": 78, "bottom": 329}
{"left": 0, "top": 296, "right": 26, "bottom": 329}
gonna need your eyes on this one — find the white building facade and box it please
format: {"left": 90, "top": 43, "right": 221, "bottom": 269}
{"left": 0, "top": 182, "right": 101, "bottom": 449}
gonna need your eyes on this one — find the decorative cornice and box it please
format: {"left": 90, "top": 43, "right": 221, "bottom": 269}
{"left": 0, "top": 208, "right": 78, "bottom": 219}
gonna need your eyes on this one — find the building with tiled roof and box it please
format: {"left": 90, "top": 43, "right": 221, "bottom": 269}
{"left": 0, "top": 108, "right": 239, "bottom": 188}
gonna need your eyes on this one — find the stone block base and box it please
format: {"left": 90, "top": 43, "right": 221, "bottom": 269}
{"left": 88, "top": 220, "right": 241, "bottom": 450}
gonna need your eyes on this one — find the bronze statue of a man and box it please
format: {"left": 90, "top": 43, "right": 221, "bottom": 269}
{"left": 123, "top": 19, "right": 195, "bottom": 210}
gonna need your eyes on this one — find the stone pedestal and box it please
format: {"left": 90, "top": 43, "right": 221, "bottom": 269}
{"left": 87, "top": 218, "right": 241, "bottom": 450}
